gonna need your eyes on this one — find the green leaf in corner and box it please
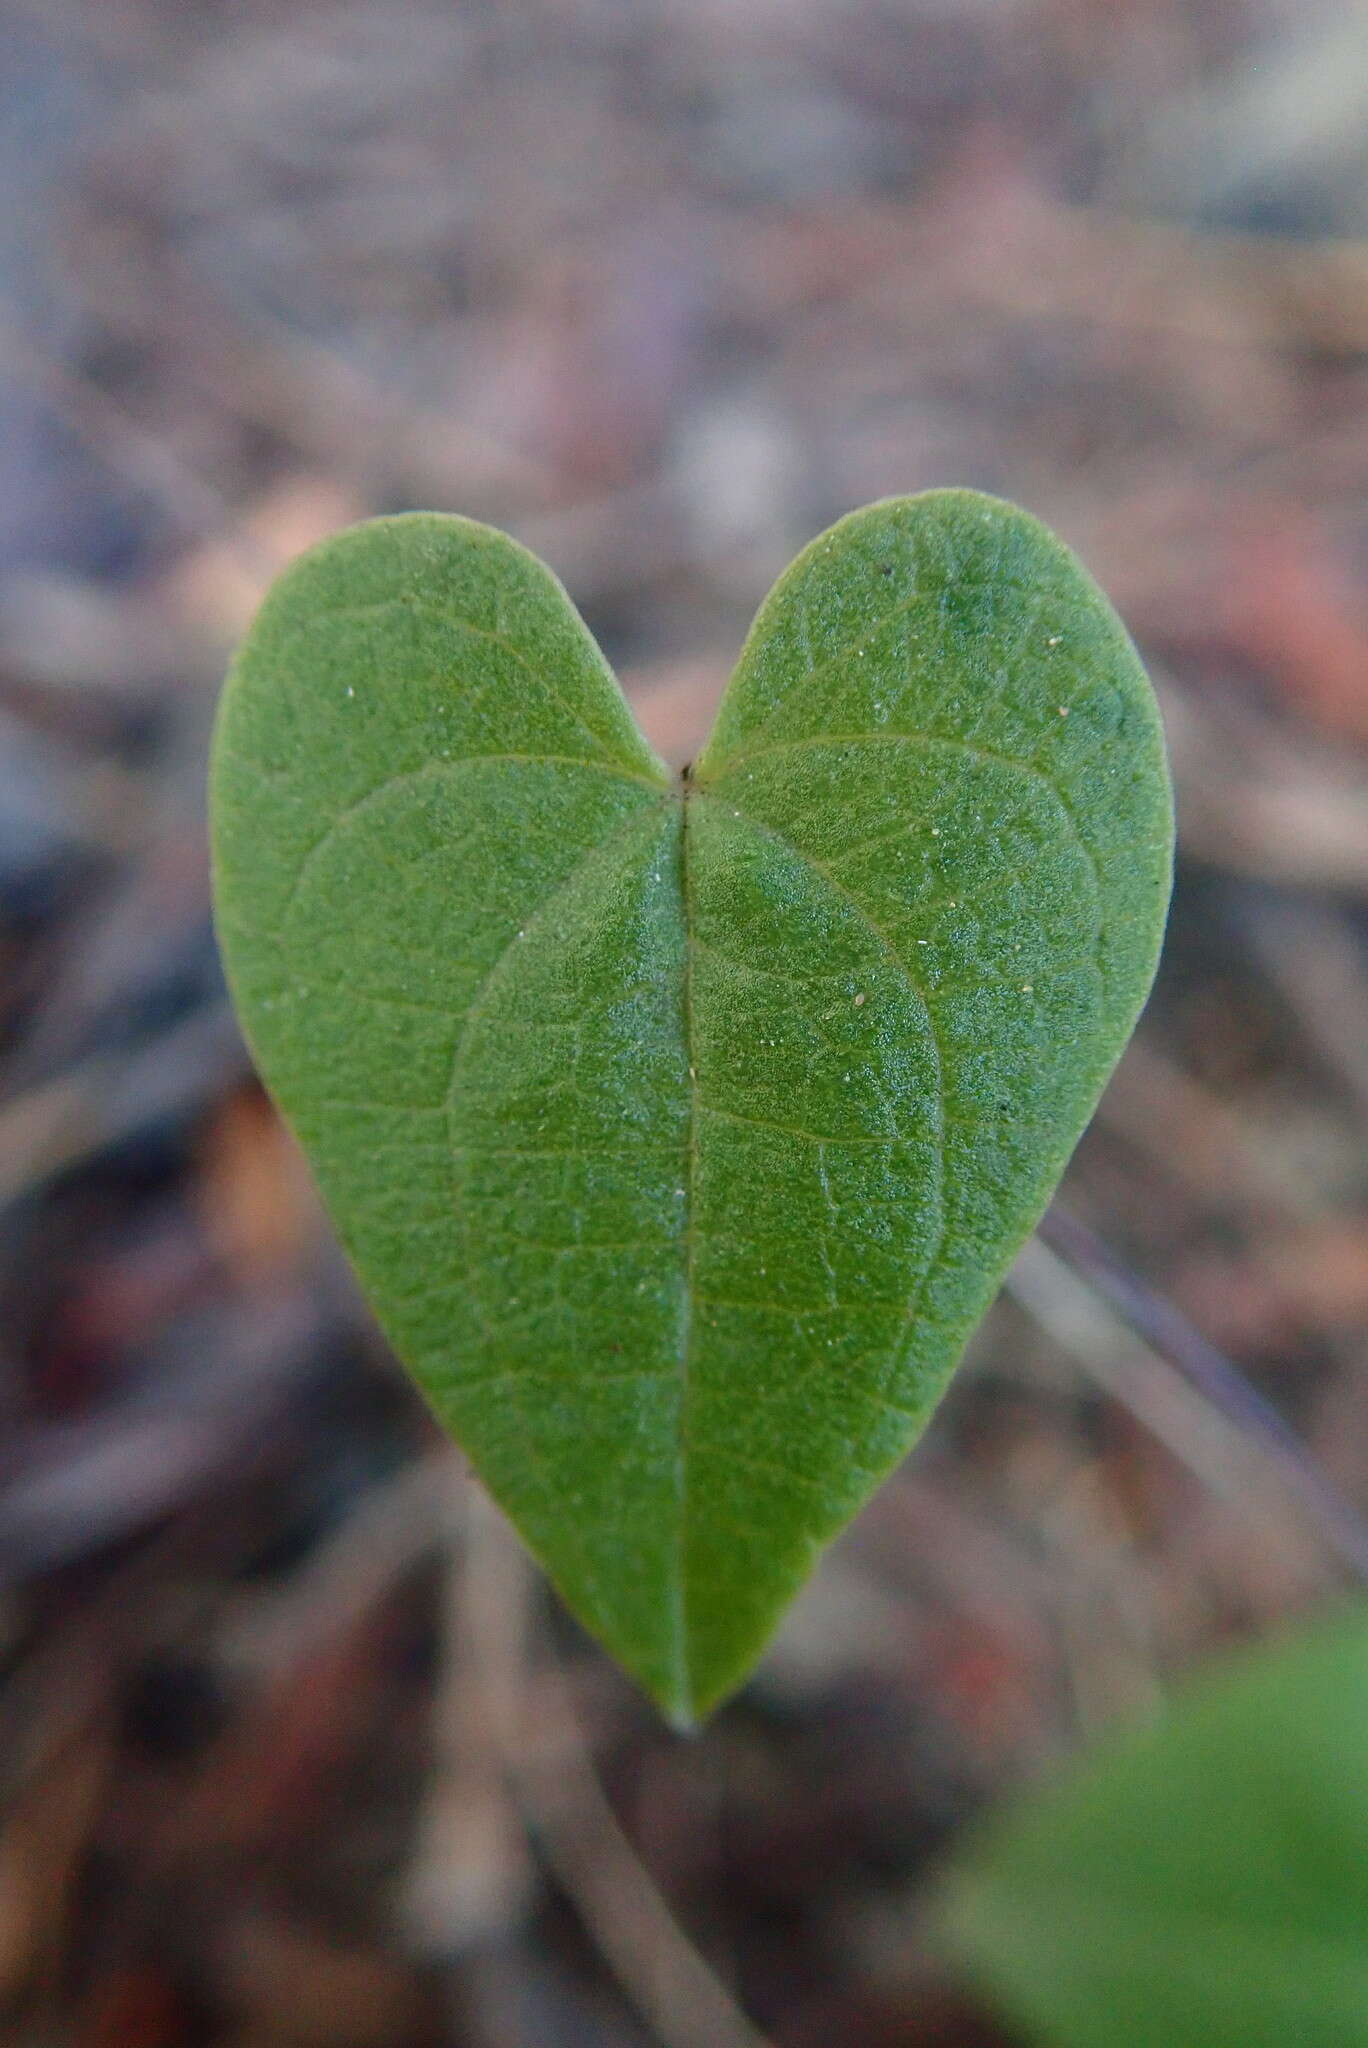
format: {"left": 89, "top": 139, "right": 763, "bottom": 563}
{"left": 935, "top": 1603, "right": 1368, "bottom": 2048}
{"left": 209, "top": 491, "right": 1172, "bottom": 1722}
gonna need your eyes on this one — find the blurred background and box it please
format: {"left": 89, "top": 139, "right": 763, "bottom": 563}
{"left": 1, "top": 1, "right": 1366, "bottom": 2042}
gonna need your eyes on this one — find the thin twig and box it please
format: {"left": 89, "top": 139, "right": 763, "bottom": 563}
{"left": 1036, "top": 1204, "right": 1368, "bottom": 1583}
{"left": 0, "top": 312, "right": 280, "bottom": 580}
{"left": 465, "top": 1491, "right": 775, "bottom": 2048}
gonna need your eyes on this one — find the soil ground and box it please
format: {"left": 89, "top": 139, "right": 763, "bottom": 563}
{"left": 1, "top": 4, "right": 1366, "bottom": 2042}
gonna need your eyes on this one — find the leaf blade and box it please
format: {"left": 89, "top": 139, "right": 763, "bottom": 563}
{"left": 211, "top": 493, "right": 1173, "bottom": 1720}
{"left": 680, "top": 491, "right": 1171, "bottom": 1708}
{"left": 213, "top": 515, "right": 698, "bottom": 1717}
{"left": 935, "top": 1603, "right": 1368, "bottom": 2048}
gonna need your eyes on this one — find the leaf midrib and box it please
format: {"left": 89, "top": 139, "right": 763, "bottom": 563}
{"left": 405, "top": 736, "right": 1059, "bottom": 1723}
{"left": 671, "top": 772, "right": 956, "bottom": 1719}
{"left": 674, "top": 781, "right": 699, "bottom": 1725}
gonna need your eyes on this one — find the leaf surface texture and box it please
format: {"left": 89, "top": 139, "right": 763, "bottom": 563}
{"left": 211, "top": 493, "right": 1172, "bottom": 1719}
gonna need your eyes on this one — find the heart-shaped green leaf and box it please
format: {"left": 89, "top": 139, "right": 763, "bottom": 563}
{"left": 210, "top": 491, "right": 1172, "bottom": 1722}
